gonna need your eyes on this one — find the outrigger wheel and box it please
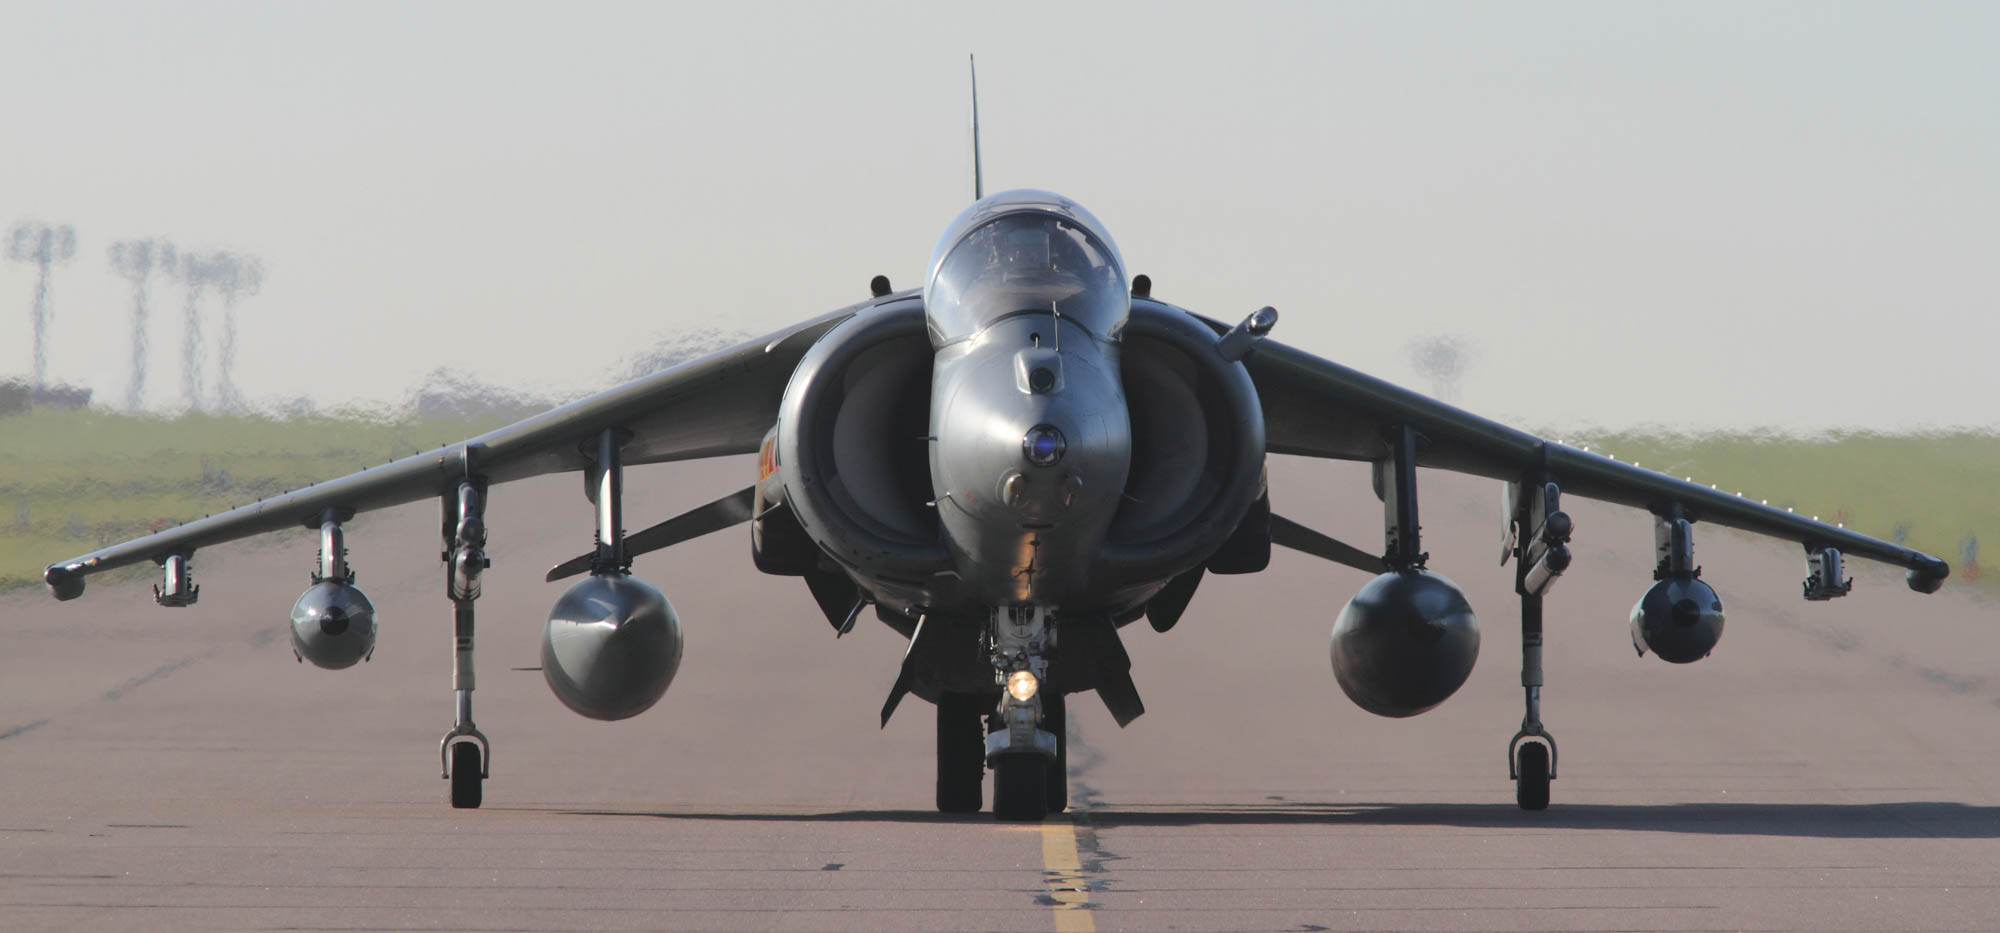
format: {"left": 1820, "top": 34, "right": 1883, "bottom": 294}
{"left": 449, "top": 741, "right": 484, "bottom": 809}
{"left": 1514, "top": 740, "right": 1551, "bottom": 812}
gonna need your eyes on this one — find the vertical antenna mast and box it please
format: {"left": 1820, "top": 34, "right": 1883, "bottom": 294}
{"left": 969, "top": 55, "right": 983, "bottom": 202}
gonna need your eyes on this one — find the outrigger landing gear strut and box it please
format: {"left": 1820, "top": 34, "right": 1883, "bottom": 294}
{"left": 1508, "top": 471, "right": 1571, "bottom": 811}
{"left": 439, "top": 448, "right": 490, "bottom": 809}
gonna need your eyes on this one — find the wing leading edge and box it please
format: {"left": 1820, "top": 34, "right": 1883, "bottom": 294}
{"left": 1190, "top": 303, "right": 1949, "bottom": 586}
{"left": 44, "top": 300, "right": 891, "bottom": 595}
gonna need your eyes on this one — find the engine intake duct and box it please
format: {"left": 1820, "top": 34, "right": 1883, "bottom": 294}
{"left": 1097, "top": 304, "right": 1267, "bottom": 585}
{"left": 775, "top": 305, "right": 948, "bottom": 584}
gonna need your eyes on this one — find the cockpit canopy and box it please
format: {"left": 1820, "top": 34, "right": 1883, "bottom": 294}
{"left": 924, "top": 190, "right": 1128, "bottom": 347}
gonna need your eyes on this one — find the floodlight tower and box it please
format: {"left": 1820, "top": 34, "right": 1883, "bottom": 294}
{"left": 176, "top": 252, "right": 219, "bottom": 411}
{"left": 108, "top": 238, "right": 177, "bottom": 410}
{"left": 1407, "top": 335, "right": 1474, "bottom": 403}
{"left": 8, "top": 222, "right": 78, "bottom": 393}
{"left": 210, "top": 252, "right": 263, "bottom": 412}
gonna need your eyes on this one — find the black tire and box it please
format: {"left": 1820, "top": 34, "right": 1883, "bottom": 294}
{"left": 449, "top": 742, "right": 483, "bottom": 810}
{"left": 992, "top": 754, "right": 1048, "bottom": 822}
{"left": 1043, "top": 692, "right": 1068, "bottom": 814}
{"left": 1516, "top": 742, "right": 1550, "bottom": 811}
{"left": 936, "top": 694, "right": 987, "bottom": 813}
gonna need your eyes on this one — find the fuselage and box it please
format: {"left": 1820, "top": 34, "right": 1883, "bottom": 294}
{"left": 773, "top": 188, "right": 1263, "bottom": 625}
{"left": 923, "top": 191, "right": 1134, "bottom": 607}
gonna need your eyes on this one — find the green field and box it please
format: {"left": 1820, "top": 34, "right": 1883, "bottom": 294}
{"left": 1, "top": 408, "right": 511, "bottom": 592}
{"left": 1565, "top": 429, "right": 1991, "bottom": 581}
{"left": 2, "top": 410, "right": 1990, "bottom": 592}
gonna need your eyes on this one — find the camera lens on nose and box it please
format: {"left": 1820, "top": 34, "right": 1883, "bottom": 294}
{"left": 1022, "top": 424, "right": 1066, "bottom": 467}
{"left": 1028, "top": 366, "right": 1056, "bottom": 393}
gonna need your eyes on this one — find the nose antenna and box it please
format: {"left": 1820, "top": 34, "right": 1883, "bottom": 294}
{"left": 1051, "top": 300, "right": 1061, "bottom": 350}
{"left": 969, "top": 55, "right": 983, "bottom": 202}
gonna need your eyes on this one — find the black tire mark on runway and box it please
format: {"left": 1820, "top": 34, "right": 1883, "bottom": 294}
{"left": 1061, "top": 708, "right": 1120, "bottom": 884}
{"left": 103, "top": 653, "right": 208, "bottom": 702}
{"left": 1748, "top": 585, "right": 2000, "bottom": 708}
{"left": 4, "top": 623, "right": 278, "bottom": 739}
{"left": 0, "top": 654, "right": 209, "bottom": 742}
{"left": 0, "top": 718, "right": 48, "bottom": 741}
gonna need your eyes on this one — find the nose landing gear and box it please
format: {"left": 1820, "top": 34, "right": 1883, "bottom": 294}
{"left": 986, "top": 605, "right": 1061, "bottom": 821}
{"left": 991, "top": 753, "right": 1049, "bottom": 822}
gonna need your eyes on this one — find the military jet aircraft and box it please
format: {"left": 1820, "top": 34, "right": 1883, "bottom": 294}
{"left": 42, "top": 79, "right": 1950, "bottom": 821}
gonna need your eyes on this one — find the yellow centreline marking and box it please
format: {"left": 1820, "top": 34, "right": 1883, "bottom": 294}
{"left": 1040, "top": 814, "right": 1095, "bottom": 933}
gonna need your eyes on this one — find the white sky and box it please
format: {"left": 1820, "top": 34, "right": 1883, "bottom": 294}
{"left": 2, "top": 1, "right": 1993, "bottom": 431}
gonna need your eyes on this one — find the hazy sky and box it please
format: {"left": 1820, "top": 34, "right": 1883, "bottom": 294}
{"left": 2, "top": 1, "right": 1993, "bottom": 431}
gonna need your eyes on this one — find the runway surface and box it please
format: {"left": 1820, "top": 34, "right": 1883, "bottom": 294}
{"left": 4, "top": 455, "right": 1998, "bottom": 932}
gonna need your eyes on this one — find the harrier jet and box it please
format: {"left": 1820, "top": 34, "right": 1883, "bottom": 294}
{"left": 43, "top": 78, "right": 1949, "bottom": 821}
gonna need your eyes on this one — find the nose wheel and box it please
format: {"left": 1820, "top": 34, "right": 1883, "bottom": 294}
{"left": 983, "top": 605, "right": 1061, "bottom": 821}
{"left": 991, "top": 754, "right": 1048, "bottom": 822}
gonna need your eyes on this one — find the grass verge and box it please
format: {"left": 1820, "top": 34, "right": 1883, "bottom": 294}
{"left": 2, "top": 410, "right": 1988, "bottom": 592}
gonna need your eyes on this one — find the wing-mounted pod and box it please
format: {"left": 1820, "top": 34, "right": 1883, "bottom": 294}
{"left": 1096, "top": 303, "right": 1268, "bottom": 586}
{"left": 1330, "top": 425, "right": 1481, "bottom": 718}
{"left": 290, "top": 509, "right": 377, "bottom": 670}
{"left": 153, "top": 553, "right": 199, "bottom": 607}
{"left": 542, "top": 430, "right": 683, "bottom": 721}
{"left": 1631, "top": 504, "right": 1725, "bottom": 663}
{"left": 1510, "top": 480, "right": 1573, "bottom": 598}
{"left": 1803, "top": 546, "right": 1853, "bottom": 601}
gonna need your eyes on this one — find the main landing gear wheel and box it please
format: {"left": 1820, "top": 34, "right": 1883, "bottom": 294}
{"left": 1044, "top": 692, "right": 1068, "bottom": 814}
{"left": 1515, "top": 741, "right": 1550, "bottom": 811}
{"left": 936, "top": 693, "right": 987, "bottom": 813}
{"left": 991, "top": 754, "right": 1049, "bottom": 822}
{"left": 449, "top": 741, "right": 484, "bottom": 810}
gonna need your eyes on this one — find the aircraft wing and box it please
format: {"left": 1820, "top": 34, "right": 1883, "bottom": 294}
{"left": 1239, "top": 332, "right": 1950, "bottom": 583}
{"left": 43, "top": 303, "right": 870, "bottom": 594}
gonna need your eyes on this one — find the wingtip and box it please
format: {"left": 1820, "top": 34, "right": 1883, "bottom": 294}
{"left": 1907, "top": 559, "right": 1950, "bottom": 594}
{"left": 45, "top": 564, "right": 85, "bottom": 601}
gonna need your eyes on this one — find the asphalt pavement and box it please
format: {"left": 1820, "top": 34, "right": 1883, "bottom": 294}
{"left": 4, "top": 456, "right": 1997, "bottom": 932}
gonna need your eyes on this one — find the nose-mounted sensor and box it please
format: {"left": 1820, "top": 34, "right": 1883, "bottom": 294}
{"left": 1028, "top": 366, "right": 1056, "bottom": 393}
{"left": 1022, "top": 424, "right": 1066, "bottom": 467}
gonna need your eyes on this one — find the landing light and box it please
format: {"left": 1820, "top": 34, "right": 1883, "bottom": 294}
{"left": 1006, "top": 669, "right": 1040, "bottom": 702}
